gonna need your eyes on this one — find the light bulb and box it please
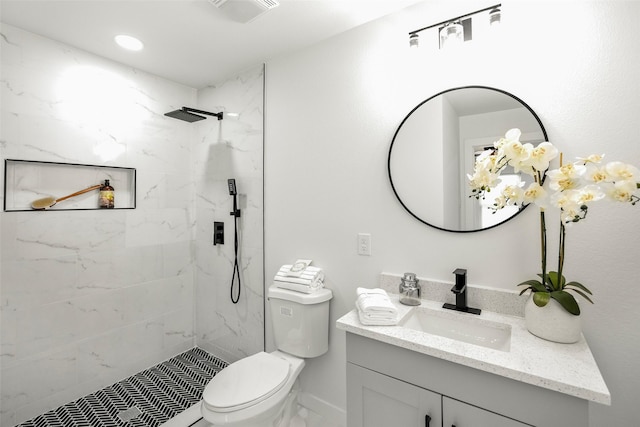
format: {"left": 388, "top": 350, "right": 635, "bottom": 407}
{"left": 489, "top": 7, "right": 501, "bottom": 26}
{"left": 409, "top": 33, "right": 419, "bottom": 48}
{"left": 115, "top": 35, "right": 144, "bottom": 51}
{"left": 439, "top": 22, "right": 464, "bottom": 49}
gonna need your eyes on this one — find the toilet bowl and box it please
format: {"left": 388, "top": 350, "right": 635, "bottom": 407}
{"left": 201, "top": 351, "right": 304, "bottom": 427}
{"left": 200, "top": 285, "right": 332, "bottom": 427}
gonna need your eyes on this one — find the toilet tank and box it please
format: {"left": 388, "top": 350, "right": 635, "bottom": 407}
{"left": 268, "top": 285, "right": 333, "bottom": 358}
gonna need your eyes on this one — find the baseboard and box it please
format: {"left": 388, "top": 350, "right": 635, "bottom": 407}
{"left": 298, "top": 391, "right": 346, "bottom": 427}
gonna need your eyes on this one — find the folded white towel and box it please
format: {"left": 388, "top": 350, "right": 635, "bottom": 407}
{"left": 357, "top": 310, "right": 399, "bottom": 326}
{"left": 355, "top": 287, "right": 398, "bottom": 326}
{"left": 356, "top": 288, "right": 396, "bottom": 314}
{"left": 278, "top": 265, "right": 322, "bottom": 276}
{"left": 273, "top": 279, "right": 325, "bottom": 294}
{"left": 281, "top": 259, "right": 312, "bottom": 277}
{"left": 275, "top": 265, "right": 324, "bottom": 286}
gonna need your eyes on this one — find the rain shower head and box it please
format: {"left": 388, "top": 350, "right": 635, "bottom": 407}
{"left": 165, "top": 107, "right": 223, "bottom": 122}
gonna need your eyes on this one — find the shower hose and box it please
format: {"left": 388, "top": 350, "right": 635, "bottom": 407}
{"left": 230, "top": 211, "right": 241, "bottom": 304}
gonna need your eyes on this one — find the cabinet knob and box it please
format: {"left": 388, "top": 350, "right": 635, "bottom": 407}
{"left": 425, "top": 414, "right": 431, "bottom": 426}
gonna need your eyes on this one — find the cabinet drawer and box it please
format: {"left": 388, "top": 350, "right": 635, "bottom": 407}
{"left": 443, "top": 397, "right": 532, "bottom": 427}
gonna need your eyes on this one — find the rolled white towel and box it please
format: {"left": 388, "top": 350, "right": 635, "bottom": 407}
{"left": 273, "top": 279, "right": 325, "bottom": 294}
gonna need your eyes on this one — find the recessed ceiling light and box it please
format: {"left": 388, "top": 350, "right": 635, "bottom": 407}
{"left": 114, "top": 35, "right": 144, "bottom": 51}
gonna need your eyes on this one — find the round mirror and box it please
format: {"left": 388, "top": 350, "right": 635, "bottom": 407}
{"left": 388, "top": 86, "right": 547, "bottom": 232}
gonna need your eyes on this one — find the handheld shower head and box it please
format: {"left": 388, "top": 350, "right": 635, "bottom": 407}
{"left": 228, "top": 179, "right": 237, "bottom": 196}
{"left": 165, "top": 107, "right": 223, "bottom": 122}
{"left": 228, "top": 179, "right": 240, "bottom": 217}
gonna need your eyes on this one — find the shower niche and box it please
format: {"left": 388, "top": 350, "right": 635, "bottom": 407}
{"left": 3, "top": 159, "right": 136, "bottom": 211}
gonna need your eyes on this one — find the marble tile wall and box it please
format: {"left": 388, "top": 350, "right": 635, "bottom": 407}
{"left": 193, "top": 65, "right": 265, "bottom": 363}
{"left": 0, "top": 24, "right": 200, "bottom": 426}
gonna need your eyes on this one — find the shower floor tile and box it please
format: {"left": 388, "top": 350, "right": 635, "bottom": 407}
{"left": 16, "top": 347, "right": 227, "bottom": 427}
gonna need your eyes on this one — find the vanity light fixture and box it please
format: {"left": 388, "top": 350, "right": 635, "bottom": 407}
{"left": 409, "top": 3, "right": 501, "bottom": 50}
{"left": 114, "top": 34, "right": 144, "bottom": 51}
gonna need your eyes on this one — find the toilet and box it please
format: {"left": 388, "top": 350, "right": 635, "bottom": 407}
{"left": 200, "top": 284, "right": 333, "bottom": 427}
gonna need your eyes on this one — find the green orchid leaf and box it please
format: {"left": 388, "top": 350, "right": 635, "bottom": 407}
{"left": 541, "top": 273, "right": 553, "bottom": 288}
{"left": 517, "top": 279, "right": 538, "bottom": 287}
{"left": 569, "top": 289, "right": 595, "bottom": 304}
{"left": 519, "top": 287, "right": 531, "bottom": 296}
{"left": 533, "top": 291, "right": 550, "bottom": 307}
{"left": 550, "top": 291, "right": 580, "bottom": 315}
{"left": 518, "top": 280, "right": 547, "bottom": 293}
{"left": 547, "top": 272, "right": 566, "bottom": 291}
{"left": 565, "top": 281, "right": 593, "bottom": 295}
{"left": 540, "top": 273, "right": 557, "bottom": 291}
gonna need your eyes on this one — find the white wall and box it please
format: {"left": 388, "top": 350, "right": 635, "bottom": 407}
{"left": 265, "top": 1, "right": 640, "bottom": 425}
{"left": 0, "top": 22, "right": 265, "bottom": 427}
{"left": 194, "top": 66, "right": 265, "bottom": 363}
{"left": 0, "top": 24, "right": 191, "bottom": 426}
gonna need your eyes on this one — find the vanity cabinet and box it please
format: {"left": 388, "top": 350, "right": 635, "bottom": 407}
{"left": 348, "top": 363, "right": 529, "bottom": 427}
{"left": 345, "top": 333, "right": 589, "bottom": 427}
{"left": 348, "top": 363, "right": 442, "bottom": 427}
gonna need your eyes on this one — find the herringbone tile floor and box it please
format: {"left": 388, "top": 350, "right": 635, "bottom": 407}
{"left": 16, "top": 348, "right": 227, "bottom": 427}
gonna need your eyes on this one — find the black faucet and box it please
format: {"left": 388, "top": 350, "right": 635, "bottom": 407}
{"left": 443, "top": 268, "right": 481, "bottom": 315}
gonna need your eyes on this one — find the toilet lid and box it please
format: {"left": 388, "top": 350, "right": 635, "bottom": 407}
{"left": 202, "top": 352, "right": 290, "bottom": 412}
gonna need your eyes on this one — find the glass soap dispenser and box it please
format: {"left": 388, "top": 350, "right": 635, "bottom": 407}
{"left": 399, "top": 272, "right": 421, "bottom": 306}
{"left": 99, "top": 179, "right": 114, "bottom": 209}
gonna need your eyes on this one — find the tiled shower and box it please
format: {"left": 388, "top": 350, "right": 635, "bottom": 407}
{"left": 0, "top": 23, "right": 264, "bottom": 426}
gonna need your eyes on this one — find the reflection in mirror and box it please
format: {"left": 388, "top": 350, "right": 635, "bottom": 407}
{"left": 388, "top": 86, "right": 547, "bottom": 232}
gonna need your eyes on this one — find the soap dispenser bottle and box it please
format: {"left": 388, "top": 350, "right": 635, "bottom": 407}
{"left": 99, "top": 179, "right": 114, "bottom": 209}
{"left": 399, "top": 272, "right": 421, "bottom": 306}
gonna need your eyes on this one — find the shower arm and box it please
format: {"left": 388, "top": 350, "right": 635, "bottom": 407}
{"left": 181, "top": 107, "right": 223, "bottom": 120}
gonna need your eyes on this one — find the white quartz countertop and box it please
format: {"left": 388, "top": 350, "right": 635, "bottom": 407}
{"left": 336, "top": 296, "right": 611, "bottom": 405}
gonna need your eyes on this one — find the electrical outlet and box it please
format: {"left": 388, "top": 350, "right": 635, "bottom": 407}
{"left": 357, "top": 233, "right": 371, "bottom": 256}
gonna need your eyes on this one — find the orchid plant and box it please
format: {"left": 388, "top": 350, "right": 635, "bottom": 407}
{"left": 468, "top": 129, "right": 640, "bottom": 315}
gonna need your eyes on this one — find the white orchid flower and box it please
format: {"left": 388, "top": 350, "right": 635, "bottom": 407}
{"left": 501, "top": 184, "right": 525, "bottom": 205}
{"left": 550, "top": 189, "right": 580, "bottom": 210}
{"left": 576, "top": 184, "right": 606, "bottom": 204}
{"left": 584, "top": 164, "right": 610, "bottom": 183}
{"left": 523, "top": 141, "right": 559, "bottom": 172}
{"left": 578, "top": 154, "right": 604, "bottom": 164}
{"left": 605, "top": 161, "right": 640, "bottom": 182}
{"left": 504, "top": 128, "right": 522, "bottom": 141}
{"left": 506, "top": 142, "right": 535, "bottom": 175}
{"left": 523, "top": 182, "right": 548, "bottom": 207}
{"left": 547, "top": 163, "right": 586, "bottom": 191}
{"left": 607, "top": 180, "right": 638, "bottom": 202}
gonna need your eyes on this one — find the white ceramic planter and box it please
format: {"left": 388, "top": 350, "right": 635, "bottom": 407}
{"left": 524, "top": 295, "right": 582, "bottom": 343}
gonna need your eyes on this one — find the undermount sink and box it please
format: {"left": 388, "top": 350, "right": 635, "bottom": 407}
{"left": 400, "top": 307, "right": 512, "bottom": 352}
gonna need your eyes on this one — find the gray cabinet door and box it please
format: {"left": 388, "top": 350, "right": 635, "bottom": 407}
{"left": 347, "top": 363, "right": 441, "bottom": 427}
{"left": 443, "top": 396, "right": 532, "bottom": 427}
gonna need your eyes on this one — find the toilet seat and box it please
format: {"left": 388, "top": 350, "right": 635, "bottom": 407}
{"left": 202, "top": 352, "right": 290, "bottom": 413}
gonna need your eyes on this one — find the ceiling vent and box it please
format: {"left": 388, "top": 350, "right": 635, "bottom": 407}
{"left": 210, "top": 0, "right": 279, "bottom": 23}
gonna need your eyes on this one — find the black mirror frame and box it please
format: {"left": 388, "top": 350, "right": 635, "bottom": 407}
{"left": 387, "top": 85, "right": 548, "bottom": 233}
